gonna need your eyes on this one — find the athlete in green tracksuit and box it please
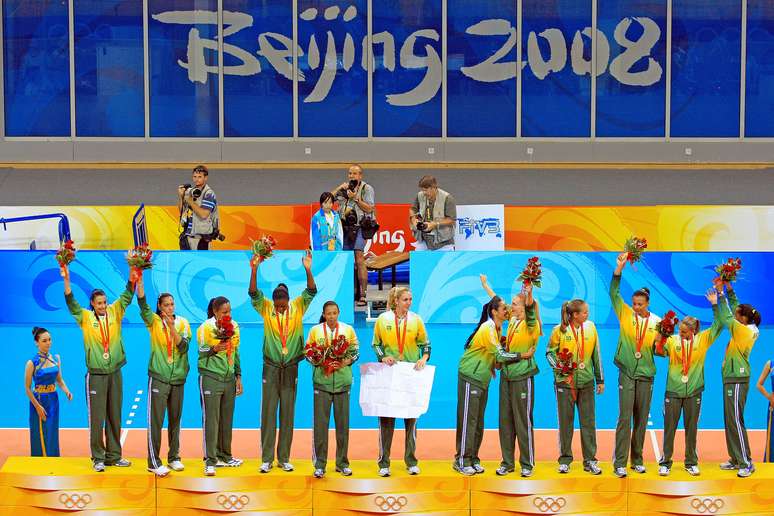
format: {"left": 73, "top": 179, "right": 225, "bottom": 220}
{"left": 455, "top": 295, "right": 534, "bottom": 476}
{"left": 198, "top": 296, "right": 243, "bottom": 476}
{"left": 249, "top": 250, "right": 317, "bottom": 472}
{"left": 610, "top": 252, "right": 662, "bottom": 477}
{"left": 62, "top": 263, "right": 134, "bottom": 472}
{"left": 136, "top": 276, "right": 191, "bottom": 476}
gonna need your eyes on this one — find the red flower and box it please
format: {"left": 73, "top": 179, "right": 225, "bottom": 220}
{"left": 624, "top": 236, "right": 648, "bottom": 264}
{"left": 656, "top": 310, "right": 679, "bottom": 338}
{"left": 714, "top": 257, "right": 742, "bottom": 283}
{"left": 517, "top": 256, "right": 543, "bottom": 287}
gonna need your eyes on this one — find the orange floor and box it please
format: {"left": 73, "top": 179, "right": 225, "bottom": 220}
{"left": 1, "top": 428, "right": 767, "bottom": 468}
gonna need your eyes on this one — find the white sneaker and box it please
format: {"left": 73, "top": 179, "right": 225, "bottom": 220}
{"left": 495, "top": 466, "right": 513, "bottom": 476}
{"left": 204, "top": 465, "right": 216, "bottom": 476}
{"left": 313, "top": 468, "right": 325, "bottom": 478}
{"left": 148, "top": 465, "right": 170, "bottom": 477}
{"left": 685, "top": 465, "right": 700, "bottom": 476}
{"left": 378, "top": 467, "right": 390, "bottom": 477}
{"left": 259, "top": 462, "right": 273, "bottom": 473}
{"left": 407, "top": 465, "right": 420, "bottom": 475}
{"left": 279, "top": 462, "right": 294, "bottom": 472}
{"left": 93, "top": 461, "right": 105, "bottom": 473}
{"left": 738, "top": 464, "right": 755, "bottom": 478}
{"left": 453, "top": 464, "right": 475, "bottom": 476}
{"left": 472, "top": 463, "right": 485, "bottom": 474}
{"left": 614, "top": 467, "right": 627, "bottom": 478}
{"left": 168, "top": 460, "right": 185, "bottom": 472}
{"left": 216, "top": 457, "right": 242, "bottom": 467}
{"left": 336, "top": 467, "right": 353, "bottom": 476}
{"left": 584, "top": 461, "right": 602, "bottom": 475}
{"left": 557, "top": 464, "right": 570, "bottom": 474}
{"left": 719, "top": 460, "right": 737, "bottom": 471}
{"left": 520, "top": 468, "right": 533, "bottom": 477}
{"left": 658, "top": 465, "right": 670, "bottom": 476}
{"left": 632, "top": 464, "right": 646, "bottom": 474}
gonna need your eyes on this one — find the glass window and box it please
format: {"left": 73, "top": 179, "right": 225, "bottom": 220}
{"left": 745, "top": 0, "right": 774, "bottom": 137}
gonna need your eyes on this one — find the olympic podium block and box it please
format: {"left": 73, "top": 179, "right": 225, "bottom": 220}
{"left": 312, "top": 460, "right": 470, "bottom": 516}
{"left": 0, "top": 456, "right": 154, "bottom": 515}
{"left": 470, "top": 461, "right": 627, "bottom": 516}
{"left": 156, "top": 459, "right": 312, "bottom": 515}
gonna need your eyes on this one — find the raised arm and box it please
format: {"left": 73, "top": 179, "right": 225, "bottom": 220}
{"left": 705, "top": 288, "right": 725, "bottom": 344}
{"left": 136, "top": 276, "right": 156, "bottom": 327}
{"left": 609, "top": 252, "right": 628, "bottom": 317}
{"left": 62, "top": 265, "right": 83, "bottom": 323}
{"left": 480, "top": 274, "right": 496, "bottom": 299}
{"left": 303, "top": 250, "right": 316, "bottom": 292}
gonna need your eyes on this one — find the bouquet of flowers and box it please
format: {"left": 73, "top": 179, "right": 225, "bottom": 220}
{"left": 251, "top": 235, "right": 277, "bottom": 266}
{"left": 215, "top": 315, "right": 236, "bottom": 364}
{"left": 715, "top": 257, "right": 742, "bottom": 283}
{"left": 126, "top": 243, "right": 153, "bottom": 282}
{"left": 624, "top": 236, "right": 648, "bottom": 264}
{"left": 305, "top": 334, "right": 356, "bottom": 376}
{"left": 55, "top": 239, "right": 76, "bottom": 276}
{"left": 555, "top": 347, "right": 578, "bottom": 377}
{"left": 654, "top": 310, "right": 678, "bottom": 354}
{"left": 517, "top": 256, "right": 542, "bottom": 287}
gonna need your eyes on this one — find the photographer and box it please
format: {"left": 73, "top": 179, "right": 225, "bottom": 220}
{"left": 332, "top": 164, "right": 375, "bottom": 307}
{"left": 410, "top": 175, "right": 457, "bottom": 251}
{"left": 177, "top": 165, "right": 221, "bottom": 250}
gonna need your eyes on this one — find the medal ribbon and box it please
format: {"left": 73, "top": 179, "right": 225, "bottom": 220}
{"left": 634, "top": 314, "right": 648, "bottom": 355}
{"left": 394, "top": 313, "right": 408, "bottom": 357}
{"left": 507, "top": 319, "right": 523, "bottom": 351}
{"left": 163, "top": 320, "right": 173, "bottom": 363}
{"left": 276, "top": 309, "right": 290, "bottom": 354}
{"left": 97, "top": 312, "right": 110, "bottom": 357}
{"left": 681, "top": 335, "right": 695, "bottom": 377}
{"left": 570, "top": 323, "right": 585, "bottom": 364}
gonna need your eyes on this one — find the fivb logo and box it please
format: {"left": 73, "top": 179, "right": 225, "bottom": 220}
{"left": 151, "top": 8, "right": 663, "bottom": 106}
{"left": 457, "top": 217, "right": 502, "bottom": 240}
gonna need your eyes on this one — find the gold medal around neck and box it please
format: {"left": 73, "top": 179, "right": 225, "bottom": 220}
{"left": 578, "top": 362, "right": 586, "bottom": 370}
{"left": 634, "top": 351, "right": 642, "bottom": 359}
{"left": 103, "top": 352, "right": 110, "bottom": 360}
{"left": 282, "top": 348, "right": 289, "bottom": 356}
{"left": 681, "top": 375, "right": 689, "bottom": 384}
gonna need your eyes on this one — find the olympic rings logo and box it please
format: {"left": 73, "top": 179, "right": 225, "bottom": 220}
{"left": 690, "top": 497, "right": 725, "bottom": 514}
{"left": 533, "top": 496, "right": 567, "bottom": 513}
{"left": 58, "top": 493, "right": 93, "bottom": 509}
{"left": 374, "top": 495, "right": 408, "bottom": 511}
{"left": 216, "top": 493, "right": 250, "bottom": 510}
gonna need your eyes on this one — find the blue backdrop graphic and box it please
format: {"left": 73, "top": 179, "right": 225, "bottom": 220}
{"left": 3, "top": 1, "right": 772, "bottom": 137}
{"left": 1, "top": 249, "right": 771, "bottom": 434}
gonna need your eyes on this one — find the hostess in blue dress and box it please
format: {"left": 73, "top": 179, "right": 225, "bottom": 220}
{"left": 29, "top": 353, "right": 61, "bottom": 457}
{"left": 765, "top": 359, "right": 774, "bottom": 463}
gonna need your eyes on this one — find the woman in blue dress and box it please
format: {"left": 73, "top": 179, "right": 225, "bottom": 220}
{"left": 756, "top": 357, "right": 774, "bottom": 462}
{"left": 310, "top": 192, "right": 344, "bottom": 251}
{"left": 25, "top": 327, "right": 72, "bottom": 456}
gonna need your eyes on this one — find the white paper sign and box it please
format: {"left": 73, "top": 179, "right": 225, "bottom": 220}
{"left": 359, "top": 361, "right": 436, "bottom": 419}
{"left": 454, "top": 204, "right": 505, "bottom": 251}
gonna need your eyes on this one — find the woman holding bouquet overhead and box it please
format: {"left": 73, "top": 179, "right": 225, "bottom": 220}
{"left": 136, "top": 275, "right": 192, "bottom": 477}
{"left": 305, "top": 301, "right": 359, "bottom": 478}
{"left": 654, "top": 290, "right": 724, "bottom": 476}
{"left": 62, "top": 262, "right": 135, "bottom": 471}
{"left": 454, "top": 295, "right": 534, "bottom": 476}
{"left": 249, "top": 249, "right": 317, "bottom": 473}
{"left": 715, "top": 276, "right": 761, "bottom": 478}
{"left": 546, "top": 299, "right": 604, "bottom": 475}
{"left": 480, "top": 273, "right": 542, "bottom": 477}
{"left": 610, "top": 251, "right": 662, "bottom": 477}
{"left": 198, "top": 296, "right": 243, "bottom": 476}
{"left": 372, "top": 286, "right": 430, "bottom": 477}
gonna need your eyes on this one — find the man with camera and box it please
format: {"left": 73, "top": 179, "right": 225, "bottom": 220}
{"left": 177, "top": 165, "right": 221, "bottom": 250}
{"left": 332, "top": 164, "right": 376, "bottom": 306}
{"left": 410, "top": 175, "right": 457, "bottom": 251}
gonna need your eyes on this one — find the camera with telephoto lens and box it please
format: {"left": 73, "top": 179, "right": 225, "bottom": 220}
{"left": 415, "top": 214, "right": 428, "bottom": 232}
{"left": 181, "top": 183, "right": 202, "bottom": 201}
{"left": 338, "top": 179, "right": 360, "bottom": 197}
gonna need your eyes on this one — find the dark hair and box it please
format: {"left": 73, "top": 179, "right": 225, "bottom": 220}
{"left": 193, "top": 164, "right": 209, "bottom": 176}
{"left": 89, "top": 289, "right": 107, "bottom": 310}
{"left": 319, "top": 300, "right": 340, "bottom": 323}
{"left": 633, "top": 287, "right": 650, "bottom": 301}
{"left": 465, "top": 296, "right": 503, "bottom": 349}
{"left": 207, "top": 296, "right": 230, "bottom": 319}
{"left": 418, "top": 175, "right": 437, "bottom": 188}
{"left": 737, "top": 304, "right": 762, "bottom": 326}
{"left": 32, "top": 326, "right": 49, "bottom": 341}
{"left": 156, "top": 293, "right": 174, "bottom": 317}
{"left": 560, "top": 299, "right": 587, "bottom": 332}
{"left": 272, "top": 283, "right": 290, "bottom": 302}
{"left": 319, "top": 191, "right": 335, "bottom": 206}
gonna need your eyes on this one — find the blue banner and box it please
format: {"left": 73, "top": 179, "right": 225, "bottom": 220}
{"left": 148, "top": 0, "right": 219, "bottom": 137}
{"left": 373, "top": 0, "right": 442, "bottom": 137}
{"left": 745, "top": 0, "right": 774, "bottom": 137}
{"left": 670, "top": 0, "right": 741, "bottom": 137}
{"left": 222, "top": 0, "right": 293, "bottom": 137}
{"left": 2, "top": 0, "right": 71, "bottom": 136}
{"left": 74, "top": 0, "right": 145, "bottom": 137}
{"left": 0, "top": 250, "right": 354, "bottom": 325}
{"left": 596, "top": 0, "right": 666, "bottom": 137}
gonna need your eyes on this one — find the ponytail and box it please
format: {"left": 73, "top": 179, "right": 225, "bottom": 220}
{"left": 737, "top": 304, "right": 762, "bottom": 327}
{"left": 388, "top": 286, "right": 411, "bottom": 311}
{"left": 560, "top": 299, "right": 586, "bottom": 333}
{"left": 32, "top": 326, "right": 49, "bottom": 341}
{"left": 465, "top": 296, "right": 502, "bottom": 349}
